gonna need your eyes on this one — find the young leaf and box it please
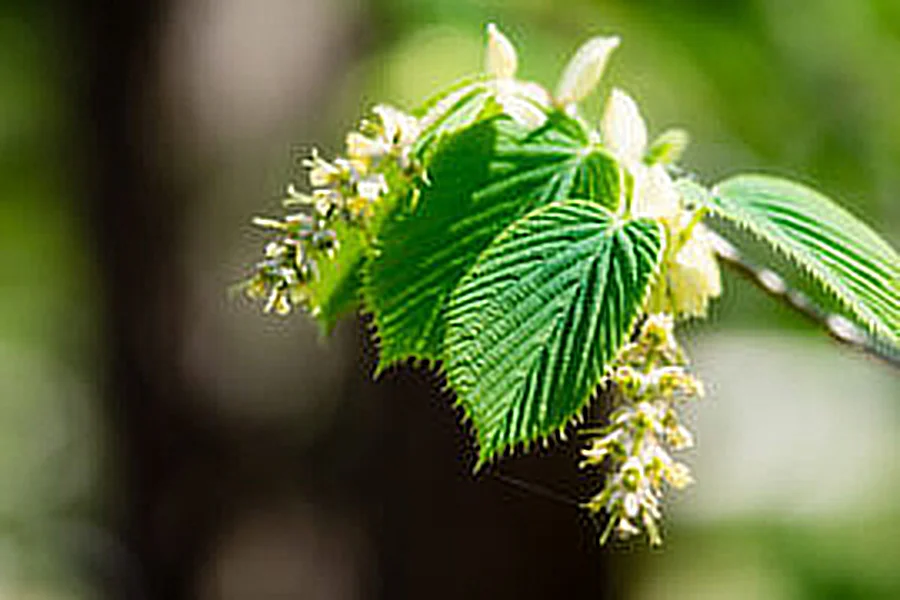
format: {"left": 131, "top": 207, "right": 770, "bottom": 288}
{"left": 412, "top": 77, "right": 552, "bottom": 158}
{"left": 412, "top": 78, "right": 497, "bottom": 159}
{"left": 412, "top": 23, "right": 556, "bottom": 158}
{"left": 364, "top": 112, "right": 623, "bottom": 369}
{"left": 444, "top": 200, "right": 664, "bottom": 463}
{"left": 710, "top": 175, "right": 900, "bottom": 345}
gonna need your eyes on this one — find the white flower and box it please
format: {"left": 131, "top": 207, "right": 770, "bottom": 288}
{"left": 483, "top": 26, "right": 622, "bottom": 127}
{"left": 305, "top": 151, "right": 342, "bottom": 188}
{"left": 617, "top": 518, "right": 641, "bottom": 538}
{"left": 665, "top": 461, "right": 694, "bottom": 489}
{"left": 264, "top": 241, "right": 283, "bottom": 259}
{"left": 620, "top": 456, "right": 643, "bottom": 485}
{"left": 668, "top": 223, "right": 722, "bottom": 318}
{"left": 632, "top": 164, "right": 681, "bottom": 221}
{"left": 667, "top": 423, "right": 694, "bottom": 451}
{"left": 372, "top": 104, "right": 420, "bottom": 149}
{"left": 346, "top": 131, "right": 391, "bottom": 161}
{"left": 634, "top": 401, "right": 665, "bottom": 435}
{"left": 642, "top": 313, "right": 677, "bottom": 349}
{"left": 600, "top": 89, "right": 686, "bottom": 223}
{"left": 485, "top": 23, "right": 518, "bottom": 79}
{"left": 601, "top": 88, "right": 648, "bottom": 167}
{"left": 582, "top": 429, "right": 624, "bottom": 465}
{"left": 482, "top": 23, "right": 552, "bottom": 128}
{"left": 581, "top": 309, "right": 706, "bottom": 545}
{"left": 357, "top": 174, "right": 388, "bottom": 201}
{"left": 623, "top": 492, "right": 640, "bottom": 518}
{"left": 251, "top": 217, "right": 287, "bottom": 231}
{"left": 599, "top": 88, "right": 721, "bottom": 316}
{"left": 600, "top": 89, "right": 682, "bottom": 224}
{"left": 555, "top": 36, "right": 621, "bottom": 108}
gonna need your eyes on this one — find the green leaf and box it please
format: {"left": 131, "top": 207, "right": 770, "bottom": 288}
{"left": 444, "top": 200, "right": 664, "bottom": 463}
{"left": 710, "top": 174, "right": 900, "bottom": 345}
{"left": 411, "top": 76, "right": 555, "bottom": 161}
{"left": 307, "top": 220, "right": 365, "bottom": 335}
{"left": 364, "top": 112, "right": 623, "bottom": 369}
{"left": 307, "top": 167, "right": 411, "bottom": 335}
{"left": 412, "top": 78, "right": 498, "bottom": 159}
{"left": 412, "top": 76, "right": 487, "bottom": 119}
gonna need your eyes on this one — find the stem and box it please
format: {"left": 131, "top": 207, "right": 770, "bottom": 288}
{"left": 673, "top": 206, "right": 708, "bottom": 254}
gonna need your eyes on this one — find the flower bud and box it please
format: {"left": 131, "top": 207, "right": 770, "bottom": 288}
{"left": 305, "top": 152, "right": 341, "bottom": 188}
{"left": 632, "top": 163, "right": 680, "bottom": 221}
{"left": 600, "top": 88, "right": 648, "bottom": 166}
{"left": 346, "top": 132, "right": 390, "bottom": 161}
{"left": 668, "top": 224, "right": 722, "bottom": 318}
{"left": 373, "top": 104, "right": 419, "bottom": 147}
{"left": 357, "top": 174, "right": 388, "bottom": 201}
{"left": 485, "top": 23, "right": 518, "bottom": 79}
{"left": 646, "top": 129, "right": 690, "bottom": 165}
{"left": 554, "top": 36, "right": 620, "bottom": 107}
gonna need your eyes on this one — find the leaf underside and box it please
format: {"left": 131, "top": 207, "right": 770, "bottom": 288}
{"left": 445, "top": 200, "right": 664, "bottom": 463}
{"left": 364, "top": 112, "right": 623, "bottom": 369}
{"left": 306, "top": 168, "right": 411, "bottom": 334}
{"left": 307, "top": 220, "right": 366, "bottom": 336}
{"left": 710, "top": 175, "right": 900, "bottom": 346}
{"left": 303, "top": 79, "right": 497, "bottom": 332}
{"left": 412, "top": 79, "right": 496, "bottom": 159}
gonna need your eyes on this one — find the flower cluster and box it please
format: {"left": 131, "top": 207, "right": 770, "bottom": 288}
{"left": 599, "top": 88, "right": 722, "bottom": 318}
{"left": 307, "top": 103, "right": 419, "bottom": 223}
{"left": 243, "top": 105, "right": 420, "bottom": 315}
{"left": 481, "top": 24, "right": 620, "bottom": 128}
{"left": 581, "top": 314, "right": 703, "bottom": 546}
{"left": 484, "top": 24, "right": 722, "bottom": 319}
{"left": 242, "top": 192, "right": 338, "bottom": 315}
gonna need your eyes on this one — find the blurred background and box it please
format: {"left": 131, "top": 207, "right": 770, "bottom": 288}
{"left": 1, "top": 0, "right": 899, "bottom": 597}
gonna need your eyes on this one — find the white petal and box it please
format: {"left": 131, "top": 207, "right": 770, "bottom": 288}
{"left": 346, "top": 132, "right": 389, "bottom": 160}
{"left": 624, "top": 493, "right": 640, "bottom": 518}
{"left": 485, "top": 23, "right": 518, "bottom": 79}
{"left": 667, "top": 462, "right": 694, "bottom": 489}
{"left": 669, "top": 224, "right": 723, "bottom": 317}
{"left": 671, "top": 425, "right": 694, "bottom": 450}
{"left": 600, "top": 88, "right": 648, "bottom": 165}
{"left": 357, "top": 174, "right": 388, "bottom": 201}
{"left": 632, "top": 164, "right": 680, "bottom": 220}
{"left": 555, "top": 36, "right": 621, "bottom": 107}
{"left": 372, "top": 105, "right": 401, "bottom": 142}
{"left": 373, "top": 104, "right": 419, "bottom": 147}
{"left": 617, "top": 518, "right": 640, "bottom": 537}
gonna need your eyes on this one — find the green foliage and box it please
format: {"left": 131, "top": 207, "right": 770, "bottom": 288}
{"left": 410, "top": 77, "right": 496, "bottom": 159}
{"left": 710, "top": 175, "right": 900, "bottom": 345}
{"left": 305, "top": 160, "right": 414, "bottom": 334}
{"left": 444, "top": 200, "right": 663, "bottom": 463}
{"left": 306, "top": 220, "right": 366, "bottom": 335}
{"left": 364, "top": 111, "right": 621, "bottom": 369}
{"left": 244, "top": 23, "right": 900, "bottom": 499}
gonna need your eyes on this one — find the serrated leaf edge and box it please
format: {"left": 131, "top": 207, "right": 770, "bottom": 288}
{"left": 440, "top": 202, "right": 666, "bottom": 468}
{"left": 708, "top": 177, "right": 899, "bottom": 346}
